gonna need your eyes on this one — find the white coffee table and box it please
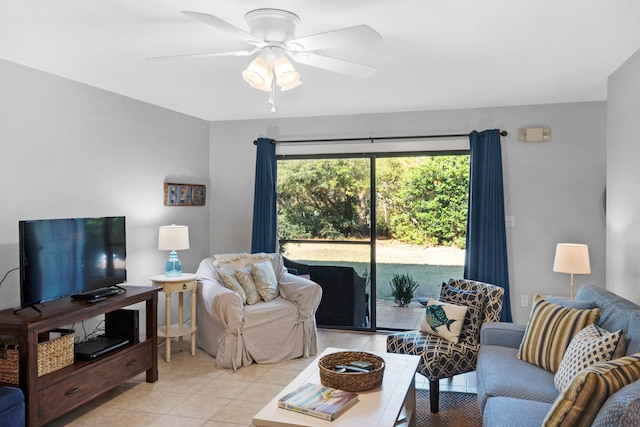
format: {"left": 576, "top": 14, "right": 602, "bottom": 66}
{"left": 252, "top": 347, "right": 420, "bottom": 427}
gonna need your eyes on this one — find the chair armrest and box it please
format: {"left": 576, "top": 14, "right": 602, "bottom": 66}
{"left": 480, "top": 322, "right": 526, "bottom": 349}
{"left": 196, "top": 257, "right": 243, "bottom": 325}
{"left": 278, "top": 271, "right": 322, "bottom": 318}
{"left": 198, "top": 278, "right": 243, "bottom": 324}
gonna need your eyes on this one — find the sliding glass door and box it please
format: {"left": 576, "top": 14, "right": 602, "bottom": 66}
{"left": 278, "top": 152, "right": 468, "bottom": 330}
{"left": 278, "top": 157, "right": 373, "bottom": 330}
{"left": 374, "top": 156, "right": 467, "bottom": 329}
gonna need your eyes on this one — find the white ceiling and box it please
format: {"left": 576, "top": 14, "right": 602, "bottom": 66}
{"left": 2, "top": 1, "right": 640, "bottom": 122}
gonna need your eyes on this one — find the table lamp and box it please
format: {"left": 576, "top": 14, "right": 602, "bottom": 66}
{"left": 553, "top": 243, "right": 591, "bottom": 299}
{"left": 158, "top": 224, "right": 190, "bottom": 276}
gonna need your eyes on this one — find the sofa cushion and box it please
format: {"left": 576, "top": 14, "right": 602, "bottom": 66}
{"left": 543, "top": 354, "right": 640, "bottom": 427}
{"left": 477, "top": 344, "right": 559, "bottom": 412}
{"left": 517, "top": 295, "right": 601, "bottom": 373}
{"left": 575, "top": 284, "right": 640, "bottom": 356}
{"left": 252, "top": 259, "right": 280, "bottom": 302}
{"left": 440, "top": 283, "right": 487, "bottom": 347}
{"left": 483, "top": 396, "right": 552, "bottom": 427}
{"left": 554, "top": 323, "right": 623, "bottom": 392}
{"left": 420, "top": 297, "right": 467, "bottom": 343}
{"left": 546, "top": 295, "right": 597, "bottom": 310}
{"left": 591, "top": 380, "right": 640, "bottom": 427}
{"left": 627, "top": 317, "right": 640, "bottom": 355}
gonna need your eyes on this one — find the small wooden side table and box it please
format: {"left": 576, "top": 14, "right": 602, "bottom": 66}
{"left": 151, "top": 273, "right": 197, "bottom": 362}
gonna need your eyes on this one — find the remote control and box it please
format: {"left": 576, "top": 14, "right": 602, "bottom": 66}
{"left": 334, "top": 365, "right": 370, "bottom": 373}
{"left": 350, "top": 360, "right": 375, "bottom": 371}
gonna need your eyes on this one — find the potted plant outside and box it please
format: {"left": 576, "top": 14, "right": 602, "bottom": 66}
{"left": 390, "top": 273, "right": 419, "bottom": 307}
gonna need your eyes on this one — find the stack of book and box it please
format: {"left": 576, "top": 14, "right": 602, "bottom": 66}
{"left": 278, "top": 382, "right": 359, "bottom": 421}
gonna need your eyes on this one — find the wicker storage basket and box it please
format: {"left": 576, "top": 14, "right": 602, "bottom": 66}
{"left": 38, "top": 329, "right": 74, "bottom": 377}
{"left": 318, "top": 351, "right": 385, "bottom": 392}
{"left": 0, "top": 337, "right": 19, "bottom": 386}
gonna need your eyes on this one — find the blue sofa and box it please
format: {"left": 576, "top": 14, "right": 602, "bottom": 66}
{"left": 0, "top": 386, "right": 24, "bottom": 427}
{"left": 477, "top": 284, "right": 640, "bottom": 426}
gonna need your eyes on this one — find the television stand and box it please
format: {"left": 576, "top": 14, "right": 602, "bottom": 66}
{"left": 0, "top": 285, "right": 159, "bottom": 427}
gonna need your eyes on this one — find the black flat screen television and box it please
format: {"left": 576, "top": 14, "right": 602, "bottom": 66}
{"left": 19, "top": 216, "right": 127, "bottom": 308}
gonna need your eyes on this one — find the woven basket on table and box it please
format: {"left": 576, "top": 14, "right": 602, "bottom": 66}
{"left": 318, "top": 351, "right": 385, "bottom": 392}
{"left": 0, "top": 338, "right": 19, "bottom": 386}
{"left": 38, "top": 329, "right": 74, "bottom": 377}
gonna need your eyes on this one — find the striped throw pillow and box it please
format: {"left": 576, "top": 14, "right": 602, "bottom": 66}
{"left": 516, "top": 295, "right": 601, "bottom": 373}
{"left": 543, "top": 353, "right": 640, "bottom": 427}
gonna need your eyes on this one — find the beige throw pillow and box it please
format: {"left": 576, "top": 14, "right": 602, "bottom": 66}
{"left": 235, "top": 267, "right": 261, "bottom": 305}
{"left": 217, "top": 267, "right": 247, "bottom": 304}
{"left": 252, "top": 259, "right": 279, "bottom": 302}
{"left": 214, "top": 252, "right": 274, "bottom": 270}
{"left": 554, "top": 323, "right": 623, "bottom": 392}
{"left": 420, "top": 297, "right": 468, "bottom": 343}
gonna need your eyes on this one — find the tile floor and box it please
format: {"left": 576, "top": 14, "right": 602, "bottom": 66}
{"left": 45, "top": 330, "right": 477, "bottom": 426}
{"left": 376, "top": 300, "right": 426, "bottom": 330}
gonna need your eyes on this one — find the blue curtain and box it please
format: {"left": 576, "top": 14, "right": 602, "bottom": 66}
{"left": 251, "top": 138, "right": 277, "bottom": 254}
{"left": 464, "top": 130, "right": 512, "bottom": 322}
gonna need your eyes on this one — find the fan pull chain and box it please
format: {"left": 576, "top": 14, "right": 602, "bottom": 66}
{"left": 269, "top": 80, "right": 276, "bottom": 113}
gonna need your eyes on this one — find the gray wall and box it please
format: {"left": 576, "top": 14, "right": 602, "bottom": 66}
{"left": 0, "top": 56, "right": 613, "bottom": 327}
{"left": 210, "top": 102, "right": 607, "bottom": 323}
{"left": 0, "top": 59, "right": 210, "bottom": 331}
{"left": 607, "top": 48, "right": 640, "bottom": 302}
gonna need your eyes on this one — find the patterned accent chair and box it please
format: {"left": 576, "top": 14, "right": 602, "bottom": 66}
{"left": 386, "top": 278, "right": 504, "bottom": 413}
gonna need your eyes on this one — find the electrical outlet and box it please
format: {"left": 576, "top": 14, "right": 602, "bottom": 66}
{"left": 521, "top": 295, "right": 528, "bottom": 307}
{"left": 505, "top": 216, "right": 516, "bottom": 228}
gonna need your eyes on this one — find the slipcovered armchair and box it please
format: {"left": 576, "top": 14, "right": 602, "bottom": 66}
{"left": 387, "top": 278, "right": 504, "bottom": 413}
{"left": 196, "top": 253, "right": 322, "bottom": 370}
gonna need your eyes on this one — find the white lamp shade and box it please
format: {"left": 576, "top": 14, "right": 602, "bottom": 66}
{"left": 158, "top": 225, "right": 190, "bottom": 251}
{"left": 553, "top": 243, "right": 591, "bottom": 274}
{"left": 278, "top": 73, "right": 302, "bottom": 91}
{"left": 274, "top": 57, "right": 302, "bottom": 90}
{"left": 242, "top": 57, "right": 273, "bottom": 91}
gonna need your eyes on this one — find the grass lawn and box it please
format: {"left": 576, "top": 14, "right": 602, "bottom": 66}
{"left": 284, "top": 241, "right": 464, "bottom": 302}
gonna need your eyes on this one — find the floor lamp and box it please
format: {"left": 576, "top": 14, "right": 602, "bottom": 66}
{"left": 553, "top": 243, "right": 591, "bottom": 299}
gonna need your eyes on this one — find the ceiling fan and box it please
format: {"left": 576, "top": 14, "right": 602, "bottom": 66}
{"left": 149, "top": 9, "right": 382, "bottom": 111}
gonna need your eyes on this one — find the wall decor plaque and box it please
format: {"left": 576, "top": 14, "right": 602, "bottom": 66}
{"left": 164, "top": 183, "right": 206, "bottom": 206}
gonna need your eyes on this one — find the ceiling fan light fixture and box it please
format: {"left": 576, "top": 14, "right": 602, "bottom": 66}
{"left": 273, "top": 56, "right": 294, "bottom": 76}
{"left": 278, "top": 73, "right": 302, "bottom": 91}
{"left": 273, "top": 57, "right": 302, "bottom": 90}
{"left": 157, "top": 9, "right": 382, "bottom": 112}
{"left": 242, "top": 57, "right": 273, "bottom": 91}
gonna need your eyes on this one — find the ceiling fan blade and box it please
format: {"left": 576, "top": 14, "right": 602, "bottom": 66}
{"left": 288, "top": 52, "right": 377, "bottom": 79}
{"left": 181, "top": 11, "right": 265, "bottom": 47}
{"left": 287, "top": 25, "right": 382, "bottom": 52}
{"left": 147, "top": 49, "right": 258, "bottom": 61}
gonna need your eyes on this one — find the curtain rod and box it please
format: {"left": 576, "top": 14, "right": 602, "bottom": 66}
{"left": 254, "top": 130, "right": 507, "bottom": 145}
